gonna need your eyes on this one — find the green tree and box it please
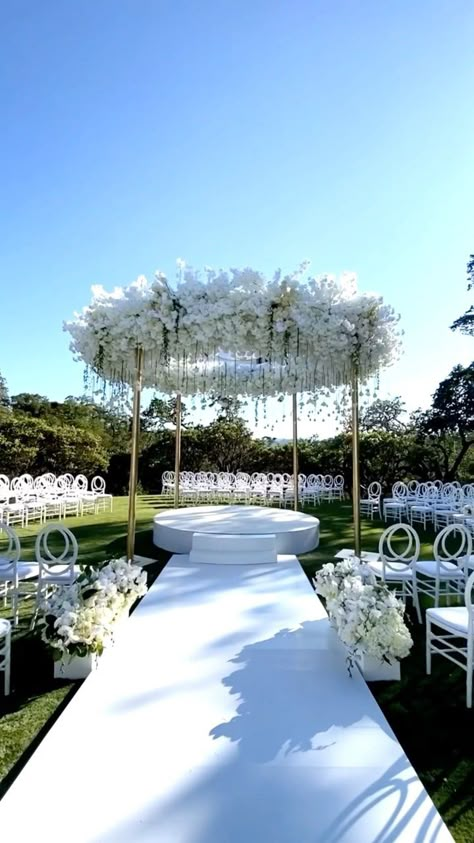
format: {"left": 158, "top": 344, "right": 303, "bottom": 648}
{"left": 207, "top": 392, "right": 244, "bottom": 420}
{"left": 0, "top": 413, "right": 108, "bottom": 477}
{"left": 418, "top": 363, "right": 474, "bottom": 480}
{"left": 0, "top": 370, "right": 9, "bottom": 407}
{"left": 360, "top": 397, "right": 407, "bottom": 432}
{"left": 10, "top": 393, "right": 51, "bottom": 417}
{"left": 451, "top": 254, "right": 474, "bottom": 336}
{"left": 141, "top": 396, "right": 188, "bottom": 431}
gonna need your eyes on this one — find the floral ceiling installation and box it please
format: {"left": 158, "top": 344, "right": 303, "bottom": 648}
{"left": 65, "top": 262, "right": 402, "bottom": 398}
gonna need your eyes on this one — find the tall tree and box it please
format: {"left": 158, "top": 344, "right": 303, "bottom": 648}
{"left": 141, "top": 396, "right": 188, "bottom": 431}
{"left": 0, "top": 370, "right": 9, "bottom": 407}
{"left": 207, "top": 392, "right": 244, "bottom": 420}
{"left": 360, "top": 397, "right": 407, "bottom": 432}
{"left": 451, "top": 254, "right": 474, "bottom": 336}
{"left": 418, "top": 363, "right": 474, "bottom": 479}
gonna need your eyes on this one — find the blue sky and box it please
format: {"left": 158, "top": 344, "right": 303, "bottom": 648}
{"left": 1, "top": 0, "right": 473, "bottom": 437}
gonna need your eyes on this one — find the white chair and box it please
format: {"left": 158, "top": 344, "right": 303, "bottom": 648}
{"left": 368, "top": 523, "right": 422, "bottom": 623}
{"left": 415, "top": 524, "right": 472, "bottom": 607}
{"left": 34, "top": 524, "right": 79, "bottom": 608}
{"left": 333, "top": 475, "right": 344, "bottom": 500}
{"left": 189, "top": 533, "right": 278, "bottom": 565}
{"left": 0, "top": 618, "right": 11, "bottom": 695}
{"left": 360, "top": 482, "right": 382, "bottom": 520}
{"left": 383, "top": 482, "right": 408, "bottom": 522}
{"left": 0, "top": 523, "right": 38, "bottom": 625}
{"left": 426, "top": 570, "right": 474, "bottom": 708}
{"left": 91, "top": 476, "right": 113, "bottom": 512}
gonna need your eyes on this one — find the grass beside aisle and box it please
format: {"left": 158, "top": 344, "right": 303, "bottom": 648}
{"left": 0, "top": 498, "right": 473, "bottom": 841}
{"left": 0, "top": 497, "right": 169, "bottom": 798}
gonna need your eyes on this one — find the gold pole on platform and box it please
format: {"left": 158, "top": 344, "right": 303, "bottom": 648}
{"left": 292, "top": 392, "right": 299, "bottom": 512}
{"left": 351, "top": 364, "right": 361, "bottom": 558}
{"left": 126, "top": 347, "right": 144, "bottom": 562}
{"left": 174, "top": 392, "right": 182, "bottom": 508}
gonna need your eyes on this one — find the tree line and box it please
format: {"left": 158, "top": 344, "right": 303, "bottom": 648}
{"left": 0, "top": 363, "right": 472, "bottom": 496}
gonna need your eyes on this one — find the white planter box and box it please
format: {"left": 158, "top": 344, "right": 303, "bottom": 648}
{"left": 54, "top": 652, "right": 100, "bottom": 680}
{"left": 356, "top": 653, "right": 401, "bottom": 682}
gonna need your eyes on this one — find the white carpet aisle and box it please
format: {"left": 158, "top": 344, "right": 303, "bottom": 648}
{"left": 0, "top": 557, "right": 453, "bottom": 842}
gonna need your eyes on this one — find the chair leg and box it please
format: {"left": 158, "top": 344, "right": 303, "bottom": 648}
{"left": 4, "top": 630, "right": 11, "bottom": 695}
{"left": 413, "top": 588, "right": 422, "bottom": 624}
{"left": 12, "top": 582, "right": 19, "bottom": 627}
{"left": 426, "top": 617, "right": 432, "bottom": 674}
{"left": 467, "top": 636, "right": 473, "bottom": 709}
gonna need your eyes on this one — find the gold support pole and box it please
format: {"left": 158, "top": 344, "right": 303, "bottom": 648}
{"left": 174, "top": 392, "right": 182, "bottom": 508}
{"left": 351, "top": 365, "right": 361, "bottom": 557}
{"left": 126, "top": 347, "right": 144, "bottom": 562}
{"left": 292, "top": 392, "right": 299, "bottom": 511}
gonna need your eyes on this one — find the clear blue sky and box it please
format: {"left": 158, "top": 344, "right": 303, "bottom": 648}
{"left": 1, "top": 0, "right": 473, "bottom": 437}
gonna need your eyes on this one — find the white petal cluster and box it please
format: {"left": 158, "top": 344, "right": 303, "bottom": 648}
{"left": 37, "top": 559, "right": 148, "bottom": 659}
{"left": 313, "top": 560, "right": 412, "bottom": 667}
{"left": 64, "top": 265, "right": 401, "bottom": 396}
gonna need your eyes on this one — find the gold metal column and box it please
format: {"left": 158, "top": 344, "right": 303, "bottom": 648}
{"left": 292, "top": 392, "right": 299, "bottom": 511}
{"left": 351, "top": 365, "right": 361, "bottom": 557}
{"left": 173, "top": 392, "right": 182, "bottom": 508}
{"left": 126, "top": 347, "right": 144, "bottom": 562}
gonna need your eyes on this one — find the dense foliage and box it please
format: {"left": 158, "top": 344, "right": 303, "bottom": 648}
{"left": 451, "top": 253, "right": 474, "bottom": 336}
{"left": 0, "top": 364, "right": 472, "bottom": 493}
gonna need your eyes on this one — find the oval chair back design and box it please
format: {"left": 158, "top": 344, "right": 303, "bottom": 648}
{"left": 35, "top": 525, "right": 78, "bottom": 579}
{"left": 434, "top": 524, "right": 472, "bottom": 574}
{"left": 378, "top": 523, "right": 420, "bottom": 574}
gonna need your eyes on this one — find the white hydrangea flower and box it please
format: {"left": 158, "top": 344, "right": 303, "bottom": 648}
{"left": 37, "top": 559, "right": 148, "bottom": 658}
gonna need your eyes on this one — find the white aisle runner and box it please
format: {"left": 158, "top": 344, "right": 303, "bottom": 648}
{"left": 0, "top": 558, "right": 453, "bottom": 843}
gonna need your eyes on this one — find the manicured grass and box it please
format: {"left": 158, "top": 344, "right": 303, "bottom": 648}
{"left": 0, "top": 497, "right": 169, "bottom": 795}
{"left": 1, "top": 498, "right": 473, "bottom": 841}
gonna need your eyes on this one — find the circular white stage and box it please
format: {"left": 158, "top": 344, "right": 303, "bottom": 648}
{"left": 153, "top": 505, "right": 320, "bottom": 555}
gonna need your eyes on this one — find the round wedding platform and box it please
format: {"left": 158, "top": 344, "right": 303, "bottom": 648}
{"left": 153, "top": 504, "right": 320, "bottom": 555}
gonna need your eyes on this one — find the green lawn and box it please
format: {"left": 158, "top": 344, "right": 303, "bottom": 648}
{"left": 1, "top": 498, "right": 473, "bottom": 841}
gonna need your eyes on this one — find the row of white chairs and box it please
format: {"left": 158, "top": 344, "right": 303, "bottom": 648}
{"left": 161, "top": 471, "right": 345, "bottom": 506}
{"left": 0, "top": 473, "right": 113, "bottom": 527}
{"left": 381, "top": 481, "right": 474, "bottom": 532}
{"left": 333, "top": 522, "right": 474, "bottom": 706}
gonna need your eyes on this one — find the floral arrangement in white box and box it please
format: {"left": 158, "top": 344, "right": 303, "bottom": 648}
{"left": 38, "top": 559, "right": 148, "bottom": 661}
{"left": 313, "top": 559, "right": 413, "bottom": 673}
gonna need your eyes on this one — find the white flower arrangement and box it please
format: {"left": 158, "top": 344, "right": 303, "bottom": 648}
{"left": 313, "top": 560, "right": 413, "bottom": 673}
{"left": 38, "top": 559, "right": 148, "bottom": 661}
{"left": 64, "top": 263, "right": 402, "bottom": 399}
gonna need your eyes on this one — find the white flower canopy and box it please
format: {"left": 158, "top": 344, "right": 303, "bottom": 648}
{"left": 65, "top": 264, "right": 401, "bottom": 398}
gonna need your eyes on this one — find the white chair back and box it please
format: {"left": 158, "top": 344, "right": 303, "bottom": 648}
{"left": 92, "top": 475, "right": 106, "bottom": 493}
{"left": 74, "top": 474, "right": 88, "bottom": 491}
{"left": 368, "top": 481, "right": 381, "bottom": 499}
{"left": 434, "top": 524, "right": 472, "bottom": 573}
{"left": 378, "top": 523, "right": 420, "bottom": 572}
{"left": 35, "top": 525, "right": 78, "bottom": 576}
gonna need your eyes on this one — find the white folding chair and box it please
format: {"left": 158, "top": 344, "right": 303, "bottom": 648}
{"left": 415, "top": 524, "right": 472, "bottom": 607}
{"left": 426, "top": 570, "right": 474, "bottom": 708}
{"left": 368, "top": 523, "right": 422, "bottom": 622}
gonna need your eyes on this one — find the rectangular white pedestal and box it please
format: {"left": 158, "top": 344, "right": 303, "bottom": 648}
{"left": 357, "top": 652, "right": 401, "bottom": 681}
{"left": 54, "top": 653, "right": 99, "bottom": 680}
